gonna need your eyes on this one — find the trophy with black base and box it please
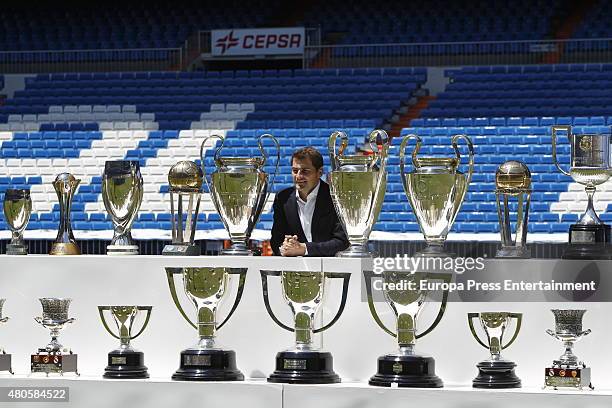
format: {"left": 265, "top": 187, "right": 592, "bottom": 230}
{"left": 166, "top": 267, "right": 246, "bottom": 381}
{"left": 31, "top": 298, "right": 78, "bottom": 376}
{"left": 468, "top": 312, "right": 522, "bottom": 388}
{"left": 0, "top": 299, "right": 13, "bottom": 374}
{"left": 260, "top": 270, "right": 350, "bottom": 384}
{"left": 98, "top": 305, "right": 152, "bottom": 378}
{"left": 364, "top": 271, "right": 450, "bottom": 387}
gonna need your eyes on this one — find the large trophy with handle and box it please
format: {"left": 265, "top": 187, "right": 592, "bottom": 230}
{"left": 328, "top": 130, "right": 389, "bottom": 257}
{"left": 260, "top": 270, "right": 350, "bottom": 383}
{"left": 200, "top": 133, "right": 279, "bottom": 255}
{"left": 3, "top": 188, "right": 31, "bottom": 255}
{"left": 364, "top": 271, "right": 451, "bottom": 387}
{"left": 552, "top": 125, "right": 611, "bottom": 259}
{"left": 468, "top": 312, "right": 522, "bottom": 388}
{"left": 166, "top": 267, "right": 246, "bottom": 381}
{"left": 0, "top": 299, "right": 13, "bottom": 374}
{"left": 102, "top": 160, "right": 143, "bottom": 255}
{"left": 98, "top": 305, "right": 152, "bottom": 378}
{"left": 400, "top": 134, "right": 474, "bottom": 257}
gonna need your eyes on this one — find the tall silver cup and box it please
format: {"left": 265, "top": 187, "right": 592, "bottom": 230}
{"left": 328, "top": 130, "right": 389, "bottom": 258}
{"left": 0, "top": 299, "right": 13, "bottom": 374}
{"left": 3, "top": 188, "right": 31, "bottom": 255}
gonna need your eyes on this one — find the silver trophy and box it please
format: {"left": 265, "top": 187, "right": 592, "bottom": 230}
{"left": 50, "top": 173, "right": 81, "bottom": 255}
{"left": 162, "top": 161, "right": 203, "bottom": 256}
{"left": 200, "top": 134, "right": 279, "bottom": 255}
{"left": 468, "top": 312, "right": 522, "bottom": 388}
{"left": 545, "top": 309, "right": 593, "bottom": 390}
{"left": 166, "top": 267, "right": 246, "bottom": 381}
{"left": 552, "top": 126, "right": 612, "bottom": 259}
{"left": 32, "top": 298, "right": 78, "bottom": 376}
{"left": 3, "top": 188, "right": 32, "bottom": 255}
{"left": 0, "top": 299, "right": 14, "bottom": 374}
{"left": 328, "top": 130, "right": 389, "bottom": 257}
{"left": 400, "top": 134, "right": 474, "bottom": 257}
{"left": 102, "top": 161, "right": 143, "bottom": 255}
{"left": 260, "top": 270, "right": 351, "bottom": 384}
{"left": 364, "top": 271, "right": 450, "bottom": 387}
{"left": 98, "top": 305, "right": 152, "bottom": 378}
{"left": 495, "top": 161, "right": 532, "bottom": 258}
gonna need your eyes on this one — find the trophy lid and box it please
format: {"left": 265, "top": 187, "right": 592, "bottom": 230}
{"left": 5, "top": 188, "right": 30, "bottom": 200}
{"left": 216, "top": 156, "right": 265, "bottom": 170}
{"left": 496, "top": 161, "right": 531, "bottom": 191}
{"left": 168, "top": 161, "right": 203, "bottom": 192}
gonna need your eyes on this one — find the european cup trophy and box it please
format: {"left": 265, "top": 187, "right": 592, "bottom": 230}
{"left": 102, "top": 161, "right": 143, "bottom": 255}
{"left": 32, "top": 298, "right": 78, "bottom": 376}
{"left": 3, "top": 188, "right": 31, "bottom": 255}
{"left": 50, "top": 173, "right": 81, "bottom": 255}
{"left": 328, "top": 130, "right": 388, "bottom": 257}
{"left": 495, "top": 161, "right": 532, "bottom": 258}
{"left": 98, "top": 306, "right": 152, "bottom": 378}
{"left": 200, "top": 133, "right": 279, "bottom": 255}
{"left": 544, "top": 309, "right": 593, "bottom": 390}
{"left": 166, "top": 267, "right": 246, "bottom": 381}
{"left": 552, "top": 125, "right": 611, "bottom": 259}
{"left": 260, "top": 270, "right": 350, "bottom": 384}
{"left": 400, "top": 134, "right": 474, "bottom": 257}
{"left": 468, "top": 312, "right": 522, "bottom": 388}
{"left": 364, "top": 271, "right": 451, "bottom": 387}
{"left": 162, "top": 161, "right": 203, "bottom": 256}
{"left": 0, "top": 299, "right": 14, "bottom": 374}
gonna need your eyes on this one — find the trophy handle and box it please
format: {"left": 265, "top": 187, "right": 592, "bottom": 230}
{"left": 415, "top": 272, "right": 451, "bottom": 339}
{"left": 0, "top": 317, "right": 8, "bottom": 323}
{"left": 551, "top": 125, "right": 572, "bottom": 177}
{"left": 363, "top": 270, "right": 396, "bottom": 337}
{"left": 399, "top": 133, "right": 422, "bottom": 184}
{"left": 451, "top": 134, "right": 475, "bottom": 185}
{"left": 97, "top": 306, "right": 121, "bottom": 340}
{"left": 312, "top": 272, "right": 351, "bottom": 334}
{"left": 368, "top": 129, "right": 390, "bottom": 170}
{"left": 199, "top": 133, "right": 225, "bottom": 193}
{"left": 580, "top": 329, "right": 592, "bottom": 338}
{"left": 501, "top": 312, "right": 522, "bottom": 350}
{"left": 545, "top": 328, "right": 559, "bottom": 340}
{"left": 216, "top": 268, "right": 247, "bottom": 331}
{"left": 467, "top": 312, "right": 489, "bottom": 350}
{"left": 166, "top": 267, "right": 197, "bottom": 330}
{"left": 328, "top": 130, "right": 349, "bottom": 171}
{"left": 130, "top": 306, "right": 153, "bottom": 340}
{"left": 258, "top": 133, "right": 280, "bottom": 193}
{"left": 34, "top": 316, "right": 42, "bottom": 325}
{"left": 260, "top": 270, "right": 294, "bottom": 332}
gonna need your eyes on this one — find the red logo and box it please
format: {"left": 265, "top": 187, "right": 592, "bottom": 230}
{"left": 215, "top": 31, "right": 240, "bottom": 54}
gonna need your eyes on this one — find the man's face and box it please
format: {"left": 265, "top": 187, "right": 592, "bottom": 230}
{"left": 292, "top": 157, "right": 323, "bottom": 197}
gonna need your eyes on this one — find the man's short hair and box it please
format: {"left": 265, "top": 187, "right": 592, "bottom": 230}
{"left": 291, "top": 147, "right": 324, "bottom": 170}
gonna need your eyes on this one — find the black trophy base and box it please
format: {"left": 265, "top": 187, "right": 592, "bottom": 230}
{"left": 162, "top": 244, "right": 200, "bottom": 256}
{"left": 172, "top": 349, "right": 243, "bottom": 381}
{"left": 473, "top": 360, "right": 521, "bottom": 389}
{"left": 563, "top": 224, "right": 612, "bottom": 260}
{"left": 369, "top": 354, "right": 443, "bottom": 388}
{"left": 268, "top": 350, "right": 340, "bottom": 384}
{"left": 104, "top": 350, "right": 149, "bottom": 379}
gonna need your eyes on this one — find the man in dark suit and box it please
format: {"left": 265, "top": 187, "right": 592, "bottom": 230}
{"left": 270, "top": 147, "right": 349, "bottom": 257}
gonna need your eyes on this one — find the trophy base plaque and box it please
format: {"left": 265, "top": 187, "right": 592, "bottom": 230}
{"left": 172, "top": 348, "right": 243, "bottom": 381}
{"left": 545, "top": 366, "right": 593, "bottom": 390}
{"left": 267, "top": 350, "right": 340, "bottom": 384}
{"left": 369, "top": 353, "right": 443, "bottom": 388}
{"left": 106, "top": 244, "right": 139, "bottom": 256}
{"left": 104, "top": 349, "right": 149, "bottom": 379}
{"left": 49, "top": 242, "right": 81, "bottom": 256}
{"left": 6, "top": 243, "right": 27, "bottom": 255}
{"left": 162, "top": 244, "right": 200, "bottom": 256}
{"left": 495, "top": 246, "right": 531, "bottom": 259}
{"left": 563, "top": 224, "right": 612, "bottom": 260}
{"left": 0, "top": 353, "right": 13, "bottom": 374}
{"left": 473, "top": 360, "right": 521, "bottom": 388}
{"left": 336, "top": 243, "right": 376, "bottom": 258}
{"left": 31, "top": 352, "right": 79, "bottom": 376}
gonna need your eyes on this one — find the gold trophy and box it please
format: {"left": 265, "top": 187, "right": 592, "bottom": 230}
{"left": 49, "top": 173, "right": 81, "bottom": 255}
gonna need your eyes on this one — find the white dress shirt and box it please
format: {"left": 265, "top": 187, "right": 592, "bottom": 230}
{"left": 296, "top": 181, "right": 320, "bottom": 243}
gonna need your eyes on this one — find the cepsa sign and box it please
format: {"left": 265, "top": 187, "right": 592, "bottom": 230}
{"left": 211, "top": 27, "right": 305, "bottom": 57}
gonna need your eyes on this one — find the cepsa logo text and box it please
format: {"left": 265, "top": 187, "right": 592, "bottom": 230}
{"left": 212, "top": 28, "right": 305, "bottom": 56}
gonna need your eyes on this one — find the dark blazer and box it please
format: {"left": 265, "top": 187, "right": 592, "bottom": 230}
{"left": 270, "top": 180, "right": 349, "bottom": 257}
